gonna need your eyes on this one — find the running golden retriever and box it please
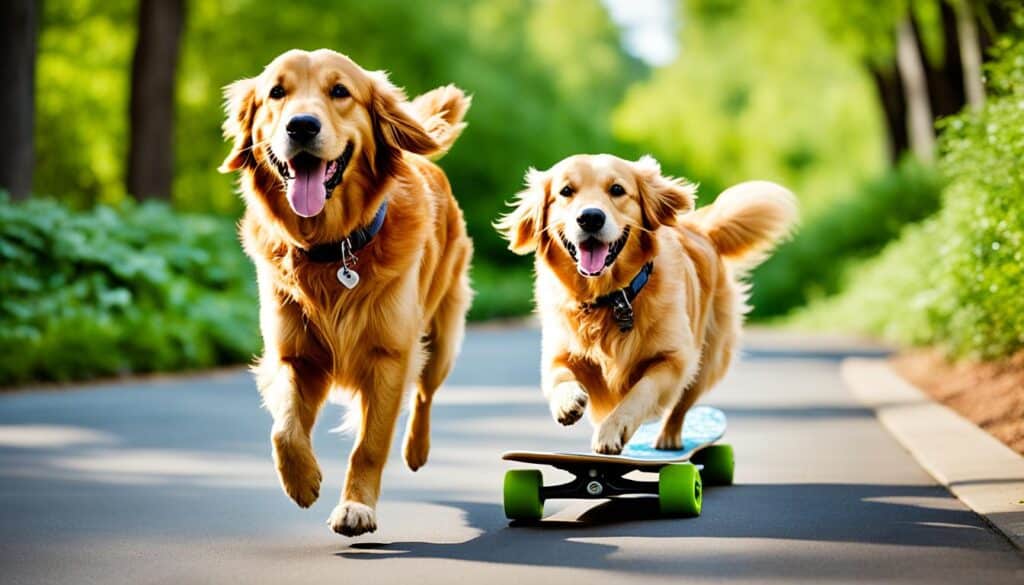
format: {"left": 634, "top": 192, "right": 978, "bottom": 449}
{"left": 497, "top": 154, "right": 795, "bottom": 454}
{"left": 220, "top": 49, "right": 472, "bottom": 536}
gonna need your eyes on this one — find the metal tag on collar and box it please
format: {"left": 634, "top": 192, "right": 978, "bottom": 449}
{"left": 610, "top": 291, "right": 634, "bottom": 332}
{"left": 336, "top": 239, "right": 360, "bottom": 289}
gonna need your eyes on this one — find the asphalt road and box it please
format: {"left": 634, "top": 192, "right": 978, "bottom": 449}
{"left": 1, "top": 327, "right": 1021, "bottom": 584}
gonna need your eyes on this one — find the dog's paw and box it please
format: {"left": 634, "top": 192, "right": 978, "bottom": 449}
{"left": 272, "top": 431, "right": 322, "bottom": 508}
{"left": 654, "top": 430, "right": 682, "bottom": 451}
{"left": 403, "top": 431, "right": 430, "bottom": 472}
{"left": 591, "top": 417, "right": 635, "bottom": 455}
{"left": 550, "top": 382, "right": 588, "bottom": 426}
{"left": 327, "top": 501, "right": 377, "bottom": 536}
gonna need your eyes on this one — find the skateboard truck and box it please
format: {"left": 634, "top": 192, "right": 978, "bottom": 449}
{"left": 542, "top": 464, "right": 661, "bottom": 500}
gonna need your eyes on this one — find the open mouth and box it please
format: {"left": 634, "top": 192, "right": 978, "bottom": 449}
{"left": 559, "top": 227, "right": 631, "bottom": 277}
{"left": 271, "top": 142, "right": 354, "bottom": 218}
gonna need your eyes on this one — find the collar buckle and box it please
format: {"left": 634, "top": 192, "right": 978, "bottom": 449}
{"left": 610, "top": 291, "right": 635, "bottom": 332}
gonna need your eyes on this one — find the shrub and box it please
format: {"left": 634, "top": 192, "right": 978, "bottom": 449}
{"left": 469, "top": 262, "right": 535, "bottom": 322}
{"left": 748, "top": 159, "right": 943, "bottom": 318}
{"left": 0, "top": 198, "right": 259, "bottom": 385}
{"left": 794, "top": 28, "right": 1024, "bottom": 359}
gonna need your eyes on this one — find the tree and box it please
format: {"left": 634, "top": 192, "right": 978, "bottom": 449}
{"left": 897, "top": 16, "right": 936, "bottom": 162}
{"left": 0, "top": 0, "right": 39, "bottom": 200}
{"left": 127, "top": 0, "right": 184, "bottom": 201}
{"left": 954, "top": 0, "right": 984, "bottom": 108}
{"left": 816, "top": 0, "right": 1007, "bottom": 164}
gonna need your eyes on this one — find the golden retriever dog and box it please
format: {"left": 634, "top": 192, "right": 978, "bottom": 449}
{"left": 219, "top": 49, "right": 472, "bottom": 536}
{"left": 497, "top": 154, "right": 795, "bottom": 454}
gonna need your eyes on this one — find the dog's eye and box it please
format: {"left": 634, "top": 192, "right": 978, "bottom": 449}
{"left": 269, "top": 85, "right": 286, "bottom": 100}
{"left": 559, "top": 185, "right": 574, "bottom": 197}
{"left": 609, "top": 184, "right": 626, "bottom": 197}
{"left": 330, "top": 84, "right": 350, "bottom": 99}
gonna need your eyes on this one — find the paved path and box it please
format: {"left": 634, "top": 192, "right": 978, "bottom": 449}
{"left": 0, "top": 327, "right": 1020, "bottom": 584}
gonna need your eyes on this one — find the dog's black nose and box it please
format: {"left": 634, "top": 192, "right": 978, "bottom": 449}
{"left": 577, "top": 208, "right": 606, "bottom": 233}
{"left": 286, "top": 115, "right": 321, "bottom": 144}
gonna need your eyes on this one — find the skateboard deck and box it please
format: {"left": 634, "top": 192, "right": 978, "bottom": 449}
{"left": 501, "top": 406, "right": 732, "bottom": 520}
{"left": 503, "top": 405, "right": 727, "bottom": 469}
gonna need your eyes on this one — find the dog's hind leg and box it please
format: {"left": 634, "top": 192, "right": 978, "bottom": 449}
{"left": 656, "top": 339, "right": 734, "bottom": 450}
{"left": 403, "top": 273, "right": 470, "bottom": 471}
{"left": 258, "top": 355, "right": 330, "bottom": 509}
{"left": 655, "top": 366, "right": 711, "bottom": 450}
{"left": 592, "top": 354, "right": 689, "bottom": 454}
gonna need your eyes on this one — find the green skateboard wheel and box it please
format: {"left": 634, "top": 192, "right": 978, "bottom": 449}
{"left": 692, "top": 444, "right": 734, "bottom": 486}
{"left": 658, "top": 463, "right": 702, "bottom": 516}
{"left": 504, "top": 469, "right": 544, "bottom": 520}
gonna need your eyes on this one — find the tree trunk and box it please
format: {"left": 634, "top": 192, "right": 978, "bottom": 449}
{"left": 896, "top": 17, "right": 935, "bottom": 163}
{"left": 954, "top": 0, "right": 985, "bottom": 109}
{"left": 870, "top": 67, "right": 910, "bottom": 164}
{"left": 0, "top": 0, "right": 38, "bottom": 201}
{"left": 127, "top": 0, "right": 185, "bottom": 201}
{"left": 916, "top": 3, "right": 966, "bottom": 120}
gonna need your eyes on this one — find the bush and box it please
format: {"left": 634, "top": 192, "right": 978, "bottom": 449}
{"left": 0, "top": 198, "right": 259, "bottom": 385}
{"left": 749, "top": 159, "right": 943, "bottom": 318}
{"left": 0, "top": 197, "right": 536, "bottom": 385}
{"left": 794, "top": 28, "right": 1024, "bottom": 359}
{"left": 469, "top": 263, "right": 535, "bottom": 322}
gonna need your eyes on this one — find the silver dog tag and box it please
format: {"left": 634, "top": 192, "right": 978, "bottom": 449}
{"left": 337, "top": 266, "right": 360, "bottom": 289}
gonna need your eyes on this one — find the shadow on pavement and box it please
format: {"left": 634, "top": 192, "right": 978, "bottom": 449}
{"left": 336, "top": 482, "right": 1009, "bottom": 577}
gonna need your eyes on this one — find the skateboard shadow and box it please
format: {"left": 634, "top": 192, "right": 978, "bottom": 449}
{"left": 335, "top": 482, "right": 1010, "bottom": 578}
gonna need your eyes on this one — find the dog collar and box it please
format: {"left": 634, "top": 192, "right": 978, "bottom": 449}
{"left": 581, "top": 262, "right": 654, "bottom": 333}
{"left": 300, "top": 199, "right": 389, "bottom": 263}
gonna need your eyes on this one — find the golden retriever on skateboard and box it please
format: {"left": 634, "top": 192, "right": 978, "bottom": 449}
{"left": 497, "top": 154, "right": 795, "bottom": 454}
{"left": 220, "top": 49, "right": 472, "bottom": 536}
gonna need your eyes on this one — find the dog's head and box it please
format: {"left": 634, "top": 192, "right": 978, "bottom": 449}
{"left": 497, "top": 154, "right": 695, "bottom": 279}
{"left": 220, "top": 49, "right": 440, "bottom": 218}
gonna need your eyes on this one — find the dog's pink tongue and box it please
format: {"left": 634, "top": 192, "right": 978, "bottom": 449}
{"left": 286, "top": 158, "right": 328, "bottom": 217}
{"left": 579, "top": 241, "right": 610, "bottom": 275}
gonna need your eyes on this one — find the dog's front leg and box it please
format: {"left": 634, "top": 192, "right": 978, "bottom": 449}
{"left": 542, "top": 338, "right": 588, "bottom": 426}
{"left": 257, "top": 355, "right": 330, "bottom": 508}
{"left": 254, "top": 269, "right": 331, "bottom": 508}
{"left": 327, "top": 349, "right": 413, "bottom": 536}
{"left": 592, "top": 355, "right": 686, "bottom": 454}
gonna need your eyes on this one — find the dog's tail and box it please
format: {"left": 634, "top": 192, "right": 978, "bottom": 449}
{"left": 690, "top": 181, "right": 798, "bottom": 271}
{"left": 407, "top": 84, "right": 471, "bottom": 159}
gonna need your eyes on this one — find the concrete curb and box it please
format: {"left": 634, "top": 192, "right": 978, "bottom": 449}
{"left": 841, "top": 358, "right": 1024, "bottom": 551}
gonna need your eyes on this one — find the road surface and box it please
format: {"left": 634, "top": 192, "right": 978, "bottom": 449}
{"left": 0, "top": 327, "right": 1021, "bottom": 584}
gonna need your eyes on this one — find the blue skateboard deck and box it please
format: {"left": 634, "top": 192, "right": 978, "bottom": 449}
{"left": 502, "top": 405, "right": 727, "bottom": 469}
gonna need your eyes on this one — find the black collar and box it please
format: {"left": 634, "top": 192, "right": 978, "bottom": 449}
{"left": 300, "top": 199, "right": 388, "bottom": 263}
{"left": 581, "top": 262, "right": 654, "bottom": 332}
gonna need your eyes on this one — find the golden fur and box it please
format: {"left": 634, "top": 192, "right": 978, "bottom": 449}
{"left": 497, "top": 154, "right": 796, "bottom": 453}
{"left": 221, "top": 49, "right": 472, "bottom": 536}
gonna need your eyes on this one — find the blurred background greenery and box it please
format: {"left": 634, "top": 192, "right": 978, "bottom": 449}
{"left": 1, "top": 0, "right": 1021, "bottom": 384}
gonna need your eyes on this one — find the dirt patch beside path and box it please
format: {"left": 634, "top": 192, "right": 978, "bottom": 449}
{"left": 892, "top": 349, "right": 1024, "bottom": 455}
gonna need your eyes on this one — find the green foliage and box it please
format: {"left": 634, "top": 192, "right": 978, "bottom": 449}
{"left": 469, "top": 263, "right": 535, "bottom": 322}
{"left": 750, "top": 160, "right": 943, "bottom": 318}
{"left": 36, "top": 0, "right": 641, "bottom": 266}
{"left": 0, "top": 197, "right": 259, "bottom": 385}
{"left": 34, "top": 0, "right": 134, "bottom": 206}
{"left": 794, "top": 27, "right": 1024, "bottom": 358}
{"left": 614, "top": 0, "right": 886, "bottom": 214}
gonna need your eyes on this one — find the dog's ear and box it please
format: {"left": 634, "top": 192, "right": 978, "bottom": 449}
{"left": 495, "top": 168, "right": 550, "bottom": 255}
{"left": 370, "top": 72, "right": 441, "bottom": 157}
{"left": 219, "top": 78, "right": 258, "bottom": 173}
{"left": 633, "top": 155, "right": 696, "bottom": 229}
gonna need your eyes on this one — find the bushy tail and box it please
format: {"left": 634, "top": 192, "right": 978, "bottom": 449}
{"left": 407, "top": 84, "right": 471, "bottom": 159}
{"left": 690, "top": 181, "right": 798, "bottom": 271}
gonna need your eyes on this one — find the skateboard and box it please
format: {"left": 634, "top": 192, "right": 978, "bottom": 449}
{"left": 501, "top": 405, "right": 732, "bottom": 520}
